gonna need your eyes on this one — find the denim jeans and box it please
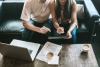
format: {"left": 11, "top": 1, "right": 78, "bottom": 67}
{"left": 22, "top": 19, "right": 53, "bottom": 43}
{"left": 54, "top": 23, "right": 77, "bottom": 43}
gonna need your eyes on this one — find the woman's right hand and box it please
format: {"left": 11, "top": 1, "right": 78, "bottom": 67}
{"left": 57, "top": 27, "right": 64, "bottom": 34}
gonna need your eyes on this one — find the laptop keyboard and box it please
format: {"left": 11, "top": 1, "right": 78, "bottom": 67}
{"left": 28, "top": 50, "right": 33, "bottom": 54}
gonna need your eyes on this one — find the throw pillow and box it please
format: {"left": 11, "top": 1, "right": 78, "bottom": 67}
{"left": 76, "top": 4, "right": 85, "bottom": 19}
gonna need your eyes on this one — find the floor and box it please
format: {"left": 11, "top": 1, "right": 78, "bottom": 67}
{"left": 92, "top": 42, "right": 100, "bottom": 67}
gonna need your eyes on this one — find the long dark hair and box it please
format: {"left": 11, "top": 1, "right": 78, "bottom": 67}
{"left": 55, "top": 0, "right": 72, "bottom": 19}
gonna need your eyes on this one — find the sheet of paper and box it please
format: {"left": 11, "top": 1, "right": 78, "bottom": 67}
{"left": 36, "top": 42, "right": 62, "bottom": 63}
{"left": 48, "top": 56, "right": 59, "bottom": 65}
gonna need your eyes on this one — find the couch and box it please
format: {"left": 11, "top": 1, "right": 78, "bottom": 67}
{"left": 0, "top": 0, "right": 99, "bottom": 44}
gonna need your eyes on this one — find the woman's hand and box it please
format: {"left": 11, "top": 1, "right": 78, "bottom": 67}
{"left": 57, "top": 27, "right": 64, "bottom": 34}
{"left": 38, "top": 26, "right": 51, "bottom": 34}
{"left": 66, "top": 31, "right": 72, "bottom": 39}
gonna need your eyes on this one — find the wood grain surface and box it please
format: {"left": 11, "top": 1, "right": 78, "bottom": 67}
{"left": 0, "top": 44, "right": 99, "bottom": 67}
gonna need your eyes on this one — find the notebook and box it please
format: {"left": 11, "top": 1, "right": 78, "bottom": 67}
{"left": 0, "top": 39, "right": 40, "bottom": 62}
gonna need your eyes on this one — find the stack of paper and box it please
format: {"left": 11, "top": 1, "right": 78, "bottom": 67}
{"left": 36, "top": 42, "right": 62, "bottom": 65}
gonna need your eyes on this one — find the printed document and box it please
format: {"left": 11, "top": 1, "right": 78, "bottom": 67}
{"left": 36, "top": 42, "right": 62, "bottom": 64}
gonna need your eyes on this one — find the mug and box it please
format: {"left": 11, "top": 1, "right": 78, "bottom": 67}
{"left": 82, "top": 44, "right": 90, "bottom": 52}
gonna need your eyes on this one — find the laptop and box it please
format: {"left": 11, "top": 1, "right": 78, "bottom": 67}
{"left": 0, "top": 39, "right": 40, "bottom": 62}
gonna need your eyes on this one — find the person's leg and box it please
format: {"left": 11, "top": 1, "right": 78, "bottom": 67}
{"left": 22, "top": 19, "right": 34, "bottom": 41}
{"left": 64, "top": 23, "right": 77, "bottom": 43}
{"left": 30, "top": 19, "right": 53, "bottom": 44}
{"left": 71, "top": 26, "right": 77, "bottom": 43}
{"left": 32, "top": 19, "right": 52, "bottom": 35}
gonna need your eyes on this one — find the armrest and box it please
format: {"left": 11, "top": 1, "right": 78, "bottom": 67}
{"left": 84, "top": 0, "right": 99, "bottom": 22}
{"left": 0, "top": 1, "right": 2, "bottom": 22}
{"left": 83, "top": 0, "right": 100, "bottom": 32}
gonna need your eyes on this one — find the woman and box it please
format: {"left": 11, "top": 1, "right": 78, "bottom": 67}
{"left": 50, "top": 0, "right": 77, "bottom": 43}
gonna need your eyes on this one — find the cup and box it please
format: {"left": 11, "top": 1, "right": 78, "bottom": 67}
{"left": 45, "top": 51, "right": 54, "bottom": 60}
{"left": 82, "top": 44, "right": 90, "bottom": 52}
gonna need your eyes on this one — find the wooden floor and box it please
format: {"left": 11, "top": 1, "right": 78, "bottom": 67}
{"left": 0, "top": 44, "right": 99, "bottom": 67}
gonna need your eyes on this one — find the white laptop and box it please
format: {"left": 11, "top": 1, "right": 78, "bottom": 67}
{"left": 0, "top": 39, "right": 40, "bottom": 62}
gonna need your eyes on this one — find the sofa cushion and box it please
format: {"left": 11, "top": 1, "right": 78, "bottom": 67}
{"left": 0, "top": 19, "right": 24, "bottom": 33}
{"left": 1, "top": 1, "right": 24, "bottom": 21}
{"left": 77, "top": 4, "right": 85, "bottom": 19}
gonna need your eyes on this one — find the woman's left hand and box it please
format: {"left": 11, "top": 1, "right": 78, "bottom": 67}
{"left": 66, "top": 31, "right": 72, "bottom": 39}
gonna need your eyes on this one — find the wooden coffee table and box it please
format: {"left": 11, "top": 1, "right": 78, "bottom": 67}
{"left": 0, "top": 44, "right": 99, "bottom": 67}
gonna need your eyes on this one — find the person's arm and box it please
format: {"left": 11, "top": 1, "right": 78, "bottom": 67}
{"left": 68, "top": 0, "right": 77, "bottom": 33}
{"left": 21, "top": 0, "right": 38, "bottom": 31}
{"left": 66, "top": 0, "right": 77, "bottom": 38}
{"left": 23, "top": 20, "right": 51, "bottom": 34}
{"left": 50, "top": 0, "right": 64, "bottom": 34}
{"left": 22, "top": 20, "right": 40, "bottom": 32}
{"left": 50, "top": 0, "right": 59, "bottom": 29}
